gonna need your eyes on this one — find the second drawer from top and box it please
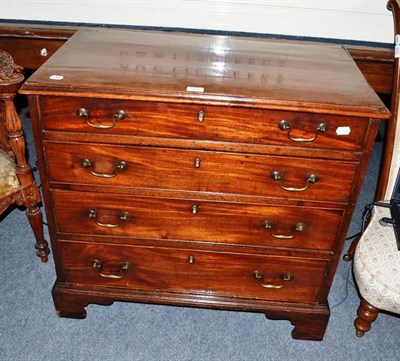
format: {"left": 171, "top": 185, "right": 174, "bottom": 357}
{"left": 45, "top": 141, "right": 358, "bottom": 203}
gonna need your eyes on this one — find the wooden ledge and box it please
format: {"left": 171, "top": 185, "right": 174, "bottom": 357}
{"left": 0, "top": 22, "right": 394, "bottom": 96}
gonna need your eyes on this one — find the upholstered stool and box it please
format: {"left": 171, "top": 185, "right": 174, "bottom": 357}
{"left": 353, "top": 206, "right": 400, "bottom": 335}
{"left": 351, "top": 0, "right": 400, "bottom": 337}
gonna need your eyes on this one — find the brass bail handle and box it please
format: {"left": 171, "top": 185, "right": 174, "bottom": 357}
{"left": 278, "top": 120, "right": 328, "bottom": 142}
{"left": 87, "top": 209, "right": 131, "bottom": 228}
{"left": 80, "top": 158, "right": 128, "bottom": 178}
{"left": 92, "top": 259, "right": 132, "bottom": 279}
{"left": 271, "top": 171, "right": 319, "bottom": 192}
{"left": 262, "top": 221, "right": 306, "bottom": 239}
{"left": 253, "top": 270, "right": 294, "bottom": 289}
{"left": 76, "top": 108, "right": 126, "bottom": 129}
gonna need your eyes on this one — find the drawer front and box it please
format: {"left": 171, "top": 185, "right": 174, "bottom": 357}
{"left": 52, "top": 190, "right": 343, "bottom": 251}
{"left": 0, "top": 38, "right": 65, "bottom": 70}
{"left": 45, "top": 142, "right": 357, "bottom": 203}
{"left": 60, "top": 240, "right": 329, "bottom": 303}
{"left": 40, "top": 96, "right": 368, "bottom": 152}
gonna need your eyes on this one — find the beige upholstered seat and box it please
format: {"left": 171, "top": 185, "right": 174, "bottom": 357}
{"left": 352, "top": 0, "right": 400, "bottom": 336}
{"left": 0, "top": 50, "right": 49, "bottom": 262}
{"left": 0, "top": 148, "right": 19, "bottom": 198}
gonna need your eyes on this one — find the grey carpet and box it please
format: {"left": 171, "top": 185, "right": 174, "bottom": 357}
{"left": 0, "top": 117, "right": 399, "bottom": 361}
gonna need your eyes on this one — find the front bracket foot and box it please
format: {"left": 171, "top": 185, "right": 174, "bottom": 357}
{"left": 265, "top": 307, "right": 330, "bottom": 341}
{"left": 52, "top": 285, "right": 114, "bottom": 319}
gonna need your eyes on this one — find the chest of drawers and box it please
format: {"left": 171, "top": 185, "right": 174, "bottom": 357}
{"left": 21, "top": 28, "right": 389, "bottom": 340}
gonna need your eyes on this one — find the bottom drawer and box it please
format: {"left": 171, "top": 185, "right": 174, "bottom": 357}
{"left": 60, "top": 241, "right": 329, "bottom": 303}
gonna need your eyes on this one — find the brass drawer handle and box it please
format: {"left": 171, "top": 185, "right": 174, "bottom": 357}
{"left": 92, "top": 259, "right": 131, "bottom": 279}
{"left": 253, "top": 270, "right": 294, "bottom": 289}
{"left": 279, "top": 120, "right": 328, "bottom": 142}
{"left": 271, "top": 171, "right": 319, "bottom": 192}
{"left": 80, "top": 158, "right": 128, "bottom": 178}
{"left": 87, "top": 209, "right": 131, "bottom": 228}
{"left": 262, "top": 221, "right": 306, "bottom": 239}
{"left": 76, "top": 108, "right": 126, "bottom": 129}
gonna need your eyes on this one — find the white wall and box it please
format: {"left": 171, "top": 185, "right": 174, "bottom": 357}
{"left": 0, "top": 0, "right": 394, "bottom": 44}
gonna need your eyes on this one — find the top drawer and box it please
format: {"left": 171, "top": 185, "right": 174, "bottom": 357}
{"left": 39, "top": 96, "right": 368, "bottom": 152}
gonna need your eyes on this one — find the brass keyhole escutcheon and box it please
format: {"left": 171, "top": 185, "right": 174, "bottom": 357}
{"left": 194, "top": 157, "right": 201, "bottom": 168}
{"left": 197, "top": 110, "right": 205, "bottom": 122}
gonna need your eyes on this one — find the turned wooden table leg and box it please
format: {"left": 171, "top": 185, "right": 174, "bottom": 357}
{"left": 354, "top": 298, "right": 379, "bottom": 337}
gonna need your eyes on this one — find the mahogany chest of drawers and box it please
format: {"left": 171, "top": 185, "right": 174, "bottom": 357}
{"left": 21, "top": 28, "right": 389, "bottom": 340}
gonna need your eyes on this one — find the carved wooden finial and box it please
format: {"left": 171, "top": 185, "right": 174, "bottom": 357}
{"left": 0, "top": 50, "right": 24, "bottom": 92}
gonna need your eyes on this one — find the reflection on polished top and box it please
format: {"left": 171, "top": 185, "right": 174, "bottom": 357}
{"left": 22, "top": 28, "right": 388, "bottom": 118}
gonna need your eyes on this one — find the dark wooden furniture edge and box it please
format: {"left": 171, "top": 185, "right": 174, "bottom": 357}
{"left": 0, "top": 23, "right": 76, "bottom": 39}
{"left": 0, "top": 23, "right": 395, "bottom": 96}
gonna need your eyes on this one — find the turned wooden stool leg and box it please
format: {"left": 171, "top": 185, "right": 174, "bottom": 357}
{"left": 26, "top": 204, "right": 49, "bottom": 263}
{"left": 354, "top": 298, "right": 380, "bottom": 337}
{"left": 343, "top": 233, "right": 362, "bottom": 261}
{"left": 2, "top": 91, "right": 50, "bottom": 262}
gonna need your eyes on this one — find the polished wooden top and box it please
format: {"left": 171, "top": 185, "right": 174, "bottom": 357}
{"left": 21, "top": 28, "right": 389, "bottom": 118}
